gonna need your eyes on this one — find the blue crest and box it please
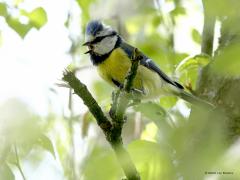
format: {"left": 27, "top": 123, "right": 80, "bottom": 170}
{"left": 86, "top": 20, "right": 104, "bottom": 36}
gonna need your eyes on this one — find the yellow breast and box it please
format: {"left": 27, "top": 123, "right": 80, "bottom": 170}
{"left": 97, "top": 48, "right": 166, "bottom": 97}
{"left": 97, "top": 48, "right": 137, "bottom": 86}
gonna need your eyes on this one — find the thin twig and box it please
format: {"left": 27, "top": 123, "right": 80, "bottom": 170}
{"left": 68, "top": 88, "right": 77, "bottom": 180}
{"left": 14, "top": 144, "right": 26, "bottom": 180}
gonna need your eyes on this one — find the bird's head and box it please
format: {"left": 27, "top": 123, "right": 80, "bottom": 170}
{"left": 83, "top": 20, "right": 118, "bottom": 55}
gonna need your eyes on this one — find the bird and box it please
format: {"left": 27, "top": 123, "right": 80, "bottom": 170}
{"left": 83, "top": 20, "right": 213, "bottom": 107}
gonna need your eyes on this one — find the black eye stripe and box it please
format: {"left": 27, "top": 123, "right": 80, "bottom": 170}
{"left": 91, "top": 36, "right": 105, "bottom": 44}
{"left": 90, "top": 32, "right": 117, "bottom": 44}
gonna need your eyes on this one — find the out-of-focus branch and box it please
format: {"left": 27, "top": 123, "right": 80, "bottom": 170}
{"left": 62, "top": 48, "right": 142, "bottom": 180}
{"left": 14, "top": 144, "right": 26, "bottom": 180}
{"left": 201, "top": 0, "right": 216, "bottom": 56}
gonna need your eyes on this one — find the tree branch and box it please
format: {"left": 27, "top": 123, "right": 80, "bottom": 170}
{"left": 62, "top": 48, "right": 142, "bottom": 180}
{"left": 201, "top": 0, "right": 216, "bottom": 56}
{"left": 14, "top": 144, "right": 26, "bottom": 180}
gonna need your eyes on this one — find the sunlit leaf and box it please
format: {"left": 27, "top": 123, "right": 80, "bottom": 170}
{"left": 21, "top": 7, "right": 47, "bottom": 29}
{"left": 134, "top": 102, "right": 166, "bottom": 122}
{"left": 6, "top": 17, "right": 32, "bottom": 38}
{"left": 0, "top": 2, "right": 7, "bottom": 17}
{"left": 140, "top": 122, "right": 158, "bottom": 142}
{"left": 5, "top": 7, "right": 47, "bottom": 38}
{"left": 0, "top": 163, "right": 15, "bottom": 180}
{"left": 191, "top": 29, "right": 201, "bottom": 44}
{"left": 159, "top": 96, "right": 177, "bottom": 109}
{"left": 175, "top": 54, "right": 210, "bottom": 89}
{"left": 170, "top": 7, "right": 186, "bottom": 17}
{"left": 152, "top": 16, "right": 162, "bottom": 27}
{"left": 37, "top": 134, "right": 55, "bottom": 158}
{"left": 176, "top": 54, "right": 210, "bottom": 72}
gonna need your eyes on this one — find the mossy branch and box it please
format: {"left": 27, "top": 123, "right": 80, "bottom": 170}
{"left": 62, "top": 48, "right": 142, "bottom": 180}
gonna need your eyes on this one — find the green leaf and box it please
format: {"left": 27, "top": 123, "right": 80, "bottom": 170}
{"left": 159, "top": 96, "right": 177, "bottom": 109}
{"left": 22, "top": 7, "right": 47, "bottom": 29}
{"left": 134, "top": 102, "right": 166, "bottom": 122}
{"left": 6, "top": 17, "right": 32, "bottom": 38}
{"left": 175, "top": 54, "right": 210, "bottom": 89}
{"left": 134, "top": 102, "right": 173, "bottom": 132}
{"left": 176, "top": 54, "right": 210, "bottom": 72}
{"left": 37, "top": 134, "right": 55, "bottom": 158}
{"left": 5, "top": 7, "right": 47, "bottom": 38}
{"left": 128, "top": 140, "right": 173, "bottom": 180}
{"left": 170, "top": 6, "right": 186, "bottom": 17}
{"left": 0, "top": 163, "right": 15, "bottom": 180}
{"left": 191, "top": 29, "right": 201, "bottom": 44}
{"left": 0, "top": 3, "right": 7, "bottom": 17}
{"left": 152, "top": 16, "right": 162, "bottom": 27}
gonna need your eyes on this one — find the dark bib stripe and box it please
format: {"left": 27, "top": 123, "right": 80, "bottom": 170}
{"left": 111, "top": 78, "right": 123, "bottom": 88}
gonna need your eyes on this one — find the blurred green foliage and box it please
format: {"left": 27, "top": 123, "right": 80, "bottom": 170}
{"left": 213, "top": 44, "right": 240, "bottom": 76}
{"left": 1, "top": 0, "right": 240, "bottom": 180}
{"left": 0, "top": 1, "right": 47, "bottom": 38}
{"left": 82, "top": 147, "right": 122, "bottom": 180}
{"left": 0, "top": 99, "right": 55, "bottom": 179}
{"left": 128, "top": 140, "right": 174, "bottom": 180}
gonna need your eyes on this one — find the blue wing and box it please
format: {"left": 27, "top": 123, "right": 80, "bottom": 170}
{"left": 120, "top": 41, "right": 184, "bottom": 89}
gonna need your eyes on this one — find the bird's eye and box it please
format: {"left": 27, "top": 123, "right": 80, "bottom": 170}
{"left": 89, "top": 44, "right": 94, "bottom": 49}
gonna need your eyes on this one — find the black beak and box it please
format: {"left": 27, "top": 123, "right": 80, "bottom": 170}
{"left": 84, "top": 50, "right": 92, "bottom": 54}
{"left": 82, "top": 41, "right": 91, "bottom": 46}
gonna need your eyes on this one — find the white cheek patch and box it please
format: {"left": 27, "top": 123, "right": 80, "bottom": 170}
{"left": 94, "top": 36, "right": 118, "bottom": 55}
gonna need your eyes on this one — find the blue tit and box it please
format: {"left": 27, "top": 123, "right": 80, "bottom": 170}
{"left": 83, "top": 20, "right": 212, "bottom": 107}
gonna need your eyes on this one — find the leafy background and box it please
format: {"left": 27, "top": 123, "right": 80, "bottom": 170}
{"left": 0, "top": 0, "right": 240, "bottom": 180}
